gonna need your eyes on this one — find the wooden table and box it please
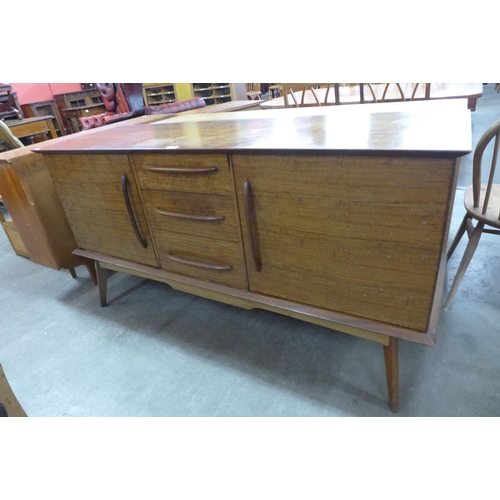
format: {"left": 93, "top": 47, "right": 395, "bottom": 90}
{"left": 6, "top": 116, "right": 58, "bottom": 141}
{"left": 260, "top": 83, "right": 483, "bottom": 111}
{"left": 180, "top": 100, "right": 263, "bottom": 115}
{"left": 36, "top": 99, "right": 472, "bottom": 412}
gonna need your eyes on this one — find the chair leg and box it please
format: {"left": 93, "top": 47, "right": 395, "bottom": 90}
{"left": 447, "top": 214, "right": 468, "bottom": 260}
{"left": 443, "top": 221, "right": 485, "bottom": 310}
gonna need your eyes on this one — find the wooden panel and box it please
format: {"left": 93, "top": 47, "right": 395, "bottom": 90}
{"left": 132, "top": 153, "right": 232, "bottom": 194}
{"left": 144, "top": 190, "right": 240, "bottom": 242}
{"left": 1, "top": 218, "right": 29, "bottom": 257}
{"left": 45, "top": 153, "right": 158, "bottom": 268}
{"left": 154, "top": 230, "right": 247, "bottom": 289}
{"left": 233, "top": 154, "right": 455, "bottom": 331}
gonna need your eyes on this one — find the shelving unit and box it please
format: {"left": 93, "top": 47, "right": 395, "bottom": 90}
{"left": 191, "top": 83, "right": 234, "bottom": 106}
{"left": 142, "top": 84, "right": 178, "bottom": 106}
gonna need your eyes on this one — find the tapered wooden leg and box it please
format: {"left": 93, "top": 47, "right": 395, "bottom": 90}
{"left": 84, "top": 262, "right": 98, "bottom": 286}
{"left": 95, "top": 261, "right": 108, "bottom": 307}
{"left": 67, "top": 257, "right": 97, "bottom": 286}
{"left": 383, "top": 337, "right": 399, "bottom": 413}
{"left": 447, "top": 214, "right": 468, "bottom": 260}
{"left": 443, "top": 221, "right": 484, "bottom": 310}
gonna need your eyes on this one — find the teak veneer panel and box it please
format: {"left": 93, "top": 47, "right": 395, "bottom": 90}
{"left": 45, "top": 153, "right": 158, "bottom": 268}
{"left": 233, "top": 154, "right": 456, "bottom": 331}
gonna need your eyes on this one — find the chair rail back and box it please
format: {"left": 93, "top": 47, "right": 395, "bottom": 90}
{"left": 472, "top": 119, "right": 500, "bottom": 219}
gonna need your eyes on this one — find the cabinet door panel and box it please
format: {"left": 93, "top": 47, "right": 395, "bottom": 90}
{"left": 233, "top": 154, "right": 455, "bottom": 331}
{"left": 46, "top": 153, "right": 158, "bottom": 267}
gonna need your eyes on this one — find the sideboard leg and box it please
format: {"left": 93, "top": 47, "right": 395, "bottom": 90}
{"left": 95, "top": 261, "right": 108, "bottom": 307}
{"left": 383, "top": 337, "right": 399, "bottom": 412}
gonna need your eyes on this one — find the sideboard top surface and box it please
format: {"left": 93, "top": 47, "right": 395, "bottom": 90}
{"left": 36, "top": 99, "right": 472, "bottom": 157}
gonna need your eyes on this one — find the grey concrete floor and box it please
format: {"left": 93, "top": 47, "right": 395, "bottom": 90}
{"left": 1, "top": 85, "right": 499, "bottom": 417}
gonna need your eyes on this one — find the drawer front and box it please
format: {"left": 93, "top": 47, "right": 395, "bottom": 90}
{"left": 144, "top": 190, "right": 240, "bottom": 242}
{"left": 154, "top": 230, "right": 247, "bottom": 289}
{"left": 132, "top": 153, "right": 232, "bottom": 195}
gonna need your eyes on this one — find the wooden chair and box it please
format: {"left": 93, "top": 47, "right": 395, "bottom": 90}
{"left": 0, "top": 119, "right": 24, "bottom": 152}
{"left": 246, "top": 83, "right": 262, "bottom": 101}
{"left": 0, "top": 364, "right": 27, "bottom": 417}
{"left": 282, "top": 83, "right": 339, "bottom": 107}
{"left": 444, "top": 118, "right": 500, "bottom": 309}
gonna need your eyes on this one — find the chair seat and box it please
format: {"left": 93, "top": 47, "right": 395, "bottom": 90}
{"left": 464, "top": 184, "right": 500, "bottom": 229}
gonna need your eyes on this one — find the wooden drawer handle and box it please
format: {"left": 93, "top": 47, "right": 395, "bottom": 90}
{"left": 143, "top": 166, "right": 218, "bottom": 174}
{"left": 165, "top": 252, "right": 232, "bottom": 271}
{"left": 243, "top": 179, "right": 261, "bottom": 272}
{"left": 121, "top": 173, "right": 147, "bottom": 248}
{"left": 156, "top": 208, "right": 225, "bottom": 222}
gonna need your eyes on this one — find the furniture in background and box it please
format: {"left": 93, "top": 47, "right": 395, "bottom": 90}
{"left": 190, "top": 83, "right": 247, "bottom": 106}
{"left": 78, "top": 83, "right": 145, "bottom": 130}
{"left": 142, "top": 83, "right": 179, "bottom": 106}
{"left": 0, "top": 138, "right": 98, "bottom": 283}
{"left": 0, "top": 120, "right": 24, "bottom": 151}
{"left": 21, "top": 100, "right": 66, "bottom": 138}
{"left": 0, "top": 122, "right": 26, "bottom": 256}
{"left": 0, "top": 365, "right": 27, "bottom": 417}
{"left": 38, "top": 99, "right": 472, "bottom": 412}
{"left": 246, "top": 84, "right": 262, "bottom": 100}
{"left": 79, "top": 84, "right": 207, "bottom": 130}
{"left": 6, "top": 116, "right": 58, "bottom": 143}
{"left": 444, "top": 118, "right": 500, "bottom": 309}
{"left": 0, "top": 84, "right": 23, "bottom": 120}
{"left": 261, "top": 83, "right": 483, "bottom": 110}
{"left": 54, "top": 88, "right": 105, "bottom": 133}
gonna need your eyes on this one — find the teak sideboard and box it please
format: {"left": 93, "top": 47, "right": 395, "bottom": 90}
{"left": 36, "top": 100, "right": 472, "bottom": 411}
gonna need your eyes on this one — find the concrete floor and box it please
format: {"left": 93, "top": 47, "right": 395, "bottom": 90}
{"left": 1, "top": 85, "right": 499, "bottom": 417}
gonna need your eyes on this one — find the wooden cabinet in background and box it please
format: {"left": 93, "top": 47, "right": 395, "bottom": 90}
{"left": 21, "top": 100, "right": 66, "bottom": 139}
{"left": 191, "top": 83, "right": 246, "bottom": 106}
{"left": 54, "top": 89, "right": 105, "bottom": 134}
{"left": 142, "top": 84, "right": 178, "bottom": 106}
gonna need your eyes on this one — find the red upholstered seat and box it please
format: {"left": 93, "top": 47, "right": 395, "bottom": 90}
{"left": 79, "top": 84, "right": 207, "bottom": 131}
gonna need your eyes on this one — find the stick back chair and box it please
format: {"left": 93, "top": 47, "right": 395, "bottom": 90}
{"left": 444, "top": 118, "right": 500, "bottom": 309}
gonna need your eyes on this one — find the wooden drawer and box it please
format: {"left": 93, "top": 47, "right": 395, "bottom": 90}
{"left": 131, "top": 153, "right": 232, "bottom": 195}
{"left": 154, "top": 230, "right": 247, "bottom": 289}
{"left": 144, "top": 190, "right": 240, "bottom": 242}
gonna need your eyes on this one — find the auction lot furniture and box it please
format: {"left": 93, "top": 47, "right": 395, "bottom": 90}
{"left": 261, "top": 83, "right": 483, "bottom": 111}
{"left": 36, "top": 100, "right": 471, "bottom": 411}
{"left": 7, "top": 116, "right": 58, "bottom": 142}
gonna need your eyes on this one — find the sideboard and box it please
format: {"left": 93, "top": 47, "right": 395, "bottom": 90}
{"left": 36, "top": 100, "right": 472, "bottom": 411}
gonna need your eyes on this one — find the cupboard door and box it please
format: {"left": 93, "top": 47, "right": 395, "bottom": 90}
{"left": 233, "top": 154, "right": 455, "bottom": 331}
{"left": 46, "top": 153, "right": 158, "bottom": 267}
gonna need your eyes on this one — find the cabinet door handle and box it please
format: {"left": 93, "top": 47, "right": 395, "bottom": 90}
{"left": 121, "top": 173, "right": 147, "bottom": 248}
{"left": 243, "top": 179, "right": 261, "bottom": 272}
{"left": 165, "top": 252, "right": 232, "bottom": 271}
{"left": 156, "top": 208, "right": 225, "bottom": 222}
{"left": 143, "top": 166, "right": 218, "bottom": 174}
